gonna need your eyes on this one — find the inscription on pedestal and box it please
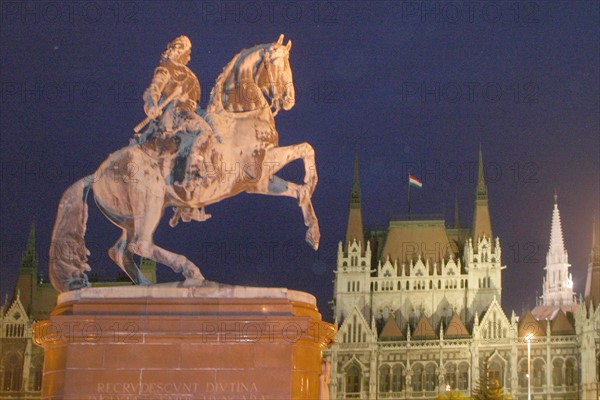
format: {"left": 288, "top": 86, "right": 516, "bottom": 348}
{"left": 91, "top": 381, "right": 264, "bottom": 400}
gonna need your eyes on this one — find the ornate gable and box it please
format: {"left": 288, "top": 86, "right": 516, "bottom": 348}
{"left": 1, "top": 296, "right": 30, "bottom": 339}
{"left": 412, "top": 258, "right": 427, "bottom": 277}
{"left": 338, "top": 306, "right": 375, "bottom": 343}
{"left": 475, "top": 235, "right": 495, "bottom": 262}
{"left": 443, "top": 257, "right": 459, "bottom": 276}
{"left": 5, "top": 296, "right": 29, "bottom": 323}
{"left": 480, "top": 298, "right": 510, "bottom": 340}
{"left": 379, "top": 259, "right": 396, "bottom": 278}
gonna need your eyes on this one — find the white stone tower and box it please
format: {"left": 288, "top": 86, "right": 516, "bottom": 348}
{"left": 541, "top": 193, "right": 575, "bottom": 306}
{"left": 333, "top": 152, "right": 372, "bottom": 324}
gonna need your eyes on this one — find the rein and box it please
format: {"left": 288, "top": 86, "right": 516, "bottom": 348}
{"left": 262, "top": 50, "right": 282, "bottom": 117}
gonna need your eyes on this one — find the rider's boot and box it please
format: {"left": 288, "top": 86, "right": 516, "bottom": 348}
{"left": 169, "top": 206, "right": 211, "bottom": 228}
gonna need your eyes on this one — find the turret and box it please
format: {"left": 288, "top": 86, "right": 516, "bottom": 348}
{"left": 333, "top": 156, "right": 372, "bottom": 323}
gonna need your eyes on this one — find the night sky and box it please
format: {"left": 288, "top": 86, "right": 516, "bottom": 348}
{"left": 1, "top": 1, "right": 598, "bottom": 321}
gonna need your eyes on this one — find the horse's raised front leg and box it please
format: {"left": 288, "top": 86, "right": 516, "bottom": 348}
{"left": 261, "top": 142, "right": 318, "bottom": 197}
{"left": 247, "top": 175, "right": 320, "bottom": 250}
{"left": 246, "top": 143, "right": 320, "bottom": 249}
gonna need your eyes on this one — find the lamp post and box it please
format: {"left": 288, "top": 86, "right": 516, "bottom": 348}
{"left": 525, "top": 333, "right": 534, "bottom": 400}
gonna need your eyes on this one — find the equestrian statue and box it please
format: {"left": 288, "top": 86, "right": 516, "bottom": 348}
{"left": 49, "top": 34, "right": 319, "bottom": 293}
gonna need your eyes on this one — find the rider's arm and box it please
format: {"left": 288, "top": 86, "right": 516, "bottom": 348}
{"left": 143, "top": 66, "right": 170, "bottom": 117}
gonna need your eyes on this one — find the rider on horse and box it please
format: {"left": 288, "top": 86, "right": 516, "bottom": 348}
{"left": 141, "top": 35, "right": 212, "bottom": 226}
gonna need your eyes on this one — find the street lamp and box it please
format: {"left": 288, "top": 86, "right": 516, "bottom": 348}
{"left": 525, "top": 333, "right": 534, "bottom": 400}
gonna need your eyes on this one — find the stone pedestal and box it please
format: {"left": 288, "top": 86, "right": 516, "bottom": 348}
{"left": 33, "top": 283, "right": 336, "bottom": 400}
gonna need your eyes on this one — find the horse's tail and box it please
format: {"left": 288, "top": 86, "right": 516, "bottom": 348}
{"left": 49, "top": 176, "right": 94, "bottom": 293}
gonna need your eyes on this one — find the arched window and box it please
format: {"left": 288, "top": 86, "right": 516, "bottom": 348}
{"left": 552, "top": 359, "right": 563, "bottom": 387}
{"left": 423, "top": 363, "right": 437, "bottom": 391}
{"left": 565, "top": 359, "right": 575, "bottom": 387}
{"left": 30, "top": 356, "right": 43, "bottom": 391}
{"left": 533, "top": 359, "right": 545, "bottom": 387}
{"left": 518, "top": 359, "right": 528, "bottom": 388}
{"left": 346, "top": 364, "right": 361, "bottom": 394}
{"left": 2, "top": 353, "right": 23, "bottom": 391}
{"left": 392, "top": 365, "right": 404, "bottom": 392}
{"left": 458, "top": 363, "right": 469, "bottom": 390}
{"left": 412, "top": 364, "right": 423, "bottom": 391}
{"left": 489, "top": 360, "right": 503, "bottom": 387}
{"left": 445, "top": 363, "right": 457, "bottom": 390}
{"left": 379, "top": 365, "right": 391, "bottom": 392}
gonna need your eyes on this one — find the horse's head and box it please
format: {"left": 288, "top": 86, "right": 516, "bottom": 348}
{"left": 210, "top": 34, "right": 294, "bottom": 116}
{"left": 261, "top": 34, "right": 295, "bottom": 114}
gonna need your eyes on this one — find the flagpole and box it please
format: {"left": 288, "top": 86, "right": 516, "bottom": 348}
{"left": 407, "top": 171, "right": 411, "bottom": 220}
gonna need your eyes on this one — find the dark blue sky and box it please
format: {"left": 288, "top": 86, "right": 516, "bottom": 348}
{"left": 1, "top": 1, "right": 598, "bottom": 320}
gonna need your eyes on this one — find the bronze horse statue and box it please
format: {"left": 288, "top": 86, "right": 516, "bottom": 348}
{"left": 49, "top": 35, "right": 319, "bottom": 292}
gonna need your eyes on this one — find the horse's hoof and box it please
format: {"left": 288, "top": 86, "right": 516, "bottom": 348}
{"left": 182, "top": 277, "right": 206, "bottom": 287}
{"left": 306, "top": 229, "right": 320, "bottom": 251}
{"left": 136, "top": 275, "right": 152, "bottom": 286}
{"left": 182, "top": 266, "right": 205, "bottom": 281}
{"left": 68, "top": 274, "right": 91, "bottom": 291}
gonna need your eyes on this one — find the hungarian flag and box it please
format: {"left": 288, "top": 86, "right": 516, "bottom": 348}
{"left": 409, "top": 174, "right": 422, "bottom": 189}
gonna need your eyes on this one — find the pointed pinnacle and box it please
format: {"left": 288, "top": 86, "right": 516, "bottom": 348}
{"left": 454, "top": 190, "right": 460, "bottom": 229}
{"left": 350, "top": 151, "right": 361, "bottom": 206}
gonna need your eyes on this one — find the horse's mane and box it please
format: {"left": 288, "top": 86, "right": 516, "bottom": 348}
{"left": 207, "top": 43, "right": 272, "bottom": 114}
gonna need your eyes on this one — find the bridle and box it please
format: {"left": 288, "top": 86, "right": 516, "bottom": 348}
{"left": 262, "top": 47, "right": 287, "bottom": 117}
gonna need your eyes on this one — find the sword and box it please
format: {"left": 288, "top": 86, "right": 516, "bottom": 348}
{"left": 133, "top": 86, "right": 182, "bottom": 133}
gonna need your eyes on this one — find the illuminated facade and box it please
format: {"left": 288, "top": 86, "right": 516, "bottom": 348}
{"left": 327, "top": 150, "right": 600, "bottom": 399}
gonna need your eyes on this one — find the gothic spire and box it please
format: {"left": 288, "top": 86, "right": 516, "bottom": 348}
{"left": 547, "top": 192, "right": 567, "bottom": 265}
{"left": 14, "top": 220, "right": 38, "bottom": 314}
{"left": 453, "top": 190, "right": 460, "bottom": 229}
{"left": 350, "top": 150, "right": 361, "bottom": 208}
{"left": 585, "top": 213, "right": 600, "bottom": 305}
{"left": 542, "top": 193, "right": 574, "bottom": 306}
{"left": 345, "top": 151, "right": 364, "bottom": 245}
{"left": 20, "top": 220, "right": 38, "bottom": 271}
{"left": 475, "top": 144, "right": 488, "bottom": 200}
{"left": 471, "top": 145, "right": 493, "bottom": 242}
{"left": 591, "top": 214, "right": 600, "bottom": 263}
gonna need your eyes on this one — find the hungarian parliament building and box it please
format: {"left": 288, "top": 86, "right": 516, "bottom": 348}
{"left": 325, "top": 149, "right": 599, "bottom": 399}
{"left": 1, "top": 149, "right": 599, "bottom": 399}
